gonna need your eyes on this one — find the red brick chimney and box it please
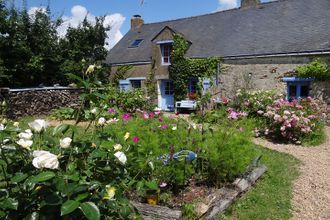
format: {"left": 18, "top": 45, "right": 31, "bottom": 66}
{"left": 131, "top": 15, "right": 144, "bottom": 30}
{"left": 241, "top": 0, "right": 260, "bottom": 9}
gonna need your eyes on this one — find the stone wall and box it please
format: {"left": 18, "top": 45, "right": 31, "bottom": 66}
{"left": 0, "top": 87, "right": 82, "bottom": 119}
{"left": 220, "top": 55, "right": 330, "bottom": 107}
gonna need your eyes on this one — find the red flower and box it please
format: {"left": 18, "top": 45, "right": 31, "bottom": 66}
{"left": 132, "top": 136, "right": 140, "bottom": 143}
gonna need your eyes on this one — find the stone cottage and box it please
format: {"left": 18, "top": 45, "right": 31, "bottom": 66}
{"left": 106, "top": 0, "right": 330, "bottom": 111}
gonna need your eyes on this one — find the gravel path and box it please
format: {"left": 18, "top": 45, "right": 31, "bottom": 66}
{"left": 254, "top": 127, "right": 330, "bottom": 220}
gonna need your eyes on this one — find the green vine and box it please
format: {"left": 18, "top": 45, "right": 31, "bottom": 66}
{"left": 145, "top": 59, "right": 157, "bottom": 101}
{"left": 169, "top": 34, "right": 221, "bottom": 101}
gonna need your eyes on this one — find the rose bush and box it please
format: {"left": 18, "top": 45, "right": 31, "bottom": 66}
{"left": 255, "top": 97, "right": 327, "bottom": 144}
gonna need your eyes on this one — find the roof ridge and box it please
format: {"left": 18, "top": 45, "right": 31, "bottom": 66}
{"left": 143, "top": 0, "right": 286, "bottom": 26}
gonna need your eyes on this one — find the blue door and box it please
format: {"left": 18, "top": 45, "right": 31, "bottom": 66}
{"left": 161, "top": 80, "right": 174, "bottom": 111}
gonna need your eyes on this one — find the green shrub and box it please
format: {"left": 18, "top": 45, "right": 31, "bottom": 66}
{"left": 296, "top": 58, "right": 330, "bottom": 80}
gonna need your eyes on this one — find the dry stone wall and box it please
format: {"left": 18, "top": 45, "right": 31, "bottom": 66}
{"left": 0, "top": 87, "right": 82, "bottom": 119}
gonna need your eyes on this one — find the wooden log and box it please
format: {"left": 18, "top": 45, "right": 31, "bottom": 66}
{"left": 130, "top": 201, "right": 182, "bottom": 220}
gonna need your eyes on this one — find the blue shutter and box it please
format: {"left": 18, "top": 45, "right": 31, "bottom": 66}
{"left": 119, "top": 80, "right": 130, "bottom": 92}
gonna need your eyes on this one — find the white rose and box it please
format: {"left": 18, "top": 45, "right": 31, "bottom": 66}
{"left": 98, "top": 117, "right": 106, "bottom": 126}
{"left": 16, "top": 139, "right": 33, "bottom": 150}
{"left": 32, "top": 150, "right": 59, "bottom": 169}
{"left": 60, "top": 137, "right": 72, "bottom": 149}
{"left": 18, "top": 130, "right": 33, "bottom": 140}
{"left": 172, "top": 126, "right": 177, "bottom": 131}
{"left": 0, "top": 123, "right": 5, "bottom": 131}
{"left": 13, "top": 122, "right": 19, "bottom": 128}
{"left": 114, "top": 151, "right": 127, "bottom": 165}
{"left": 113, "top": 144, "right": 122, "bottom": 151}
{"left": 28, "top": 119, "right": 48, "bottom": 133}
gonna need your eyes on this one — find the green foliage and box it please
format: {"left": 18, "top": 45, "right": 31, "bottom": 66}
{"left": 169, "top": 34, "right": 220, "bottom": 100}
{"left": 295, "top": 58, "right": 330, "bottom": 80}
{"left": 0, "top": 2, "right": 109, "bottom": 87}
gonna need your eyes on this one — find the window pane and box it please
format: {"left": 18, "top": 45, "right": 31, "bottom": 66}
{"left": 131, "top": 80, "right": 141, "bottom": 89}
{"left": 300, "top": 85, "right": 309, "bottom": 97}
{"left": 289, "top": 85, "right": 297, "bottom": 97}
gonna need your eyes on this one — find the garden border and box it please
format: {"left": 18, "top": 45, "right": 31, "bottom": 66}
{"left": 130, "top": 164, "right": 267, "bottom": 219}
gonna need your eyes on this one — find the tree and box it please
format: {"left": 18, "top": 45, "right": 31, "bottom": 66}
{"left": 59, "top": 16, "right": 110, "bottom": 84}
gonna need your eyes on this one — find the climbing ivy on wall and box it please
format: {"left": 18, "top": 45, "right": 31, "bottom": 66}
{"left": 169, "top": 34, "right": 221, "bottom": 101}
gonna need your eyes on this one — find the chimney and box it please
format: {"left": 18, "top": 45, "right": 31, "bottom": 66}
{"left": 241, "top": 0, "right": 260, "bottom": 9}
{"left": 131, "top": 15, "right": 144, "bottom": 30}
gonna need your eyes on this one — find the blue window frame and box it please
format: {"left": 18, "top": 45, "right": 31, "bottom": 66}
{"left": 160, "top": 43, "right": 172, "bottom": 65}
{"left": 283, "top": 77, "right": 314, "bottom": 101}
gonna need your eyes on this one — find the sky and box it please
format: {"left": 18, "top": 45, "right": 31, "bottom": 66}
{"left": 15, "top": 0, "right": 273, "bottom": 49}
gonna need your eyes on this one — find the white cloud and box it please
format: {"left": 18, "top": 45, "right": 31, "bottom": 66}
{"left": 217, "top": 0, "right": 238, "bottom": 11}
{"left": 29, "top": 5, "right": 125, "bottom": 50}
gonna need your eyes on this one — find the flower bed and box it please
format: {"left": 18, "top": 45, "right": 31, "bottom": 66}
{"left": 0, "top": 111, "right": 259, "bottom": 219}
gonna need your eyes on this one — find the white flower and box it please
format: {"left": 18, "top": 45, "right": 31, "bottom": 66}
{"left": 18, "top": 129, "right": 33, "bottom": 140}
{"left": 3, "top": 139, "right": 10, "bottom": 144}
{"left": 113, "top": 144, "right": 122, "bottom": 151}
{"left": 32, "top": 150, "right": 59, "bottom": 169}
{"left": 86, "top": 65, "right": 95, "bottom": 75}
{"left": 60, "top": 137, "right": 72, "bottom": 149}
{"left": 106, "top": 118, "right": 119, "bottom": 124}
{"left": 13, "top": 122, "right": 19, "bottom": 128}
{"left": 114, "top": 151, "right": 127, "bottom": 165}
{"left": 28, "top": 119, "right": 48, "bottom": 133}
{"left": 16, "top": 139, "right": 33, "bottom": 150}
{"left": 1, "top": 119, "right": 7, "bottom": 124}
{"left": 154, "top": 107, "right": 162, "bottom": 111}
{"left": 98, "top": 117, "right": 106, "bottom": 126}
{"left": 0, "top": 123, "right": 4, "bottom": 131}
{"left": 172, "top": 126, "right": 177, "bottom": 131}
{"left": 91, "top": 108, "right": 97, "bottom": 114}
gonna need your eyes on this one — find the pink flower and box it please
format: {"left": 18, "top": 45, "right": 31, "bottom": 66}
{"left": 149, "top": 112, "right": 155, "bottom": 118}
{"left": 158, "top": 117, "right": 163, "bottom": 122}
{"left": 308, "top": 115, "right": 316, "bottom": 119}
{"left": 132, "top": 136, "right": 140, "bottom": 143}
{"left": 122, "top": 113, "right": 131, "bottom": 121}
{"left": 239, "top": 127, "right": 245, "bottom": 132}
{"left": 154, "top": 111, "right": 161, "bottom": 115}
{"left": 228, "top": 111, "right": 238, "bottom": 119}
{"left": 143, "top": 112, "right": 149, "bottom": 120}
{"left": 296, "top": 105, "right": 303, "bottom": 110}
{"left": 108, "top": 108, "right": 115, "bottom": 113}
{"left": 159, "top": 182, "right": 167, "bottom": 188}
{"left": 159, "top": 125, "right": 168, "bottom": 129}
{"left": 280, "top": 126, "right": 286, "bottom": 131}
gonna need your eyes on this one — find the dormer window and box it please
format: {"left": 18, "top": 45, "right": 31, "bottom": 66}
{"left": 129, "top": 39, "right": 143, "bottom": 48}
{"left": 157, "top": 40, "right": 174, "bottom": 65}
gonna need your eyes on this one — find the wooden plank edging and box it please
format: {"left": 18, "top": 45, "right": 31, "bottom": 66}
{"left": 131, "top": 165, "right": 267, "bottom": 219}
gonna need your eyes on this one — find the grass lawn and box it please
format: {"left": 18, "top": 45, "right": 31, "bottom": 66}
{"left": 220, "top": 146, "right": 300, "bottom": 220}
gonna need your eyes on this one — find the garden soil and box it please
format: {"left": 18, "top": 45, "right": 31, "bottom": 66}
{"left": 254, "top": 127, "right": 330, "bottom": 220}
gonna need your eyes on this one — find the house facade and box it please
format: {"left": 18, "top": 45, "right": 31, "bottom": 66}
{"left": 106, "top": 0, "right": 330, "bottom": 110}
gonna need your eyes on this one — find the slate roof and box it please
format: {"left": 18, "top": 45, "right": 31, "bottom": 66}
{"left": 106, "top": 0, "right": 330, "bottom": 65}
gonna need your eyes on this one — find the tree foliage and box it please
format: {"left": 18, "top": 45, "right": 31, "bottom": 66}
{"left": 0, "top": 0, "right": 110, "bottom": 88}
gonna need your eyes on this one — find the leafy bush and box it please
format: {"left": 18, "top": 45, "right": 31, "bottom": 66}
{"left": 296, "top": 58, "right": 330, "bottom": 80}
